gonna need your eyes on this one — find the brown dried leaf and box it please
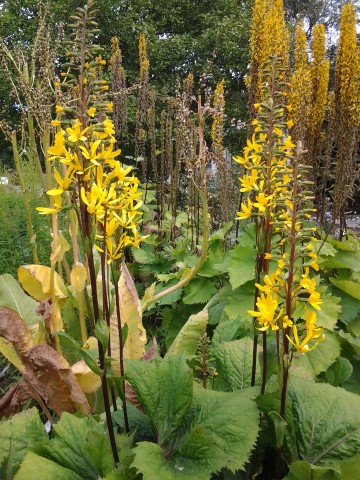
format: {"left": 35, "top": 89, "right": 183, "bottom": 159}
{"left": 0, "top": 381, "right": 33, "bottom": 416}
{"left": 0, "top": 307, "right": 90, "bottom": 416}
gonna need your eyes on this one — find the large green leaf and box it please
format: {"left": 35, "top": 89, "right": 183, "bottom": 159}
{"left": 0, "top": 408, "right": 47, "bottom": 479}
{"left": 284, "top": 460, "right": 339, "bottom": 479}
{"left": 131, "top": 243, "right": 157, "bottom": 264}
{"left": 315, "top": 294, "right": 341, "bottom": 331}
{"left": 329, "top": 278, "right": 360, "bottom": 300}
{"left": 319, "top": 357, "right": 353, "bottom": 387}
{"left": 175, "top": 386, "right": 260, "bottom": 474}
{"left": 166, "top": 309, "right": 208, "bottom": 359}
{"left": 290, "top": 332, "right": 340, "bottom": 379}
{"left": 183, "top": 278, "right": 216, "bottom": 304}
{"left": 132, "top": 442, "right": 207, "bottom": 480}
{"left": 288, "top": 378, "right": 360, "bottom": 465}
{"left": 0, "top": 274, "right": 40, "bottom": 325}
{"left": 132, "top": 387, "right": 260, "bottom": 479}
{"left": 31, "top": 414, "right": 118, "bottom": 479}
{"left": 224, "top": 282, "right": 255, "bottom": 322}
{"left": 337, "top": 330, "right": 360, "bottom": 355}
{"left": 321, "top": 249, "right": 360, "bottom": 272}
{"left": 14, "top": 452, "right": 82, "bottom": 480}
{"left": 228, "top": 245, "right": 256, "bottom": 290}
{"left": 125, "top": 356, "right": 193, "bottom": 446}
{"left": 212, "top": 337, "right": 259, "bottom": 391}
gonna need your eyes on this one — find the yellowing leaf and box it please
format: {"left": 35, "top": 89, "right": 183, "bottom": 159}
{"left": 50, "top": 232, "right": 71, "bottom": 264}
{"left": 51, "top": 299, "right": 64, "bottom": 333}
{"left": 83, "top": 336, "right": 98, "bottom": 350}
{"left": 18, "top": 265, "right": 68, "bottom": 302}
{"left": 71, "top": 359, "right": 101, "bottom": 393}
{"left": 0, "top": 336, "right": 25, "bottom": 373}
{"left": 70, "top": 263, "right": 87, "bottom": 292}
{"left": 110, "top": 262, "right": 146, "bottom": 375}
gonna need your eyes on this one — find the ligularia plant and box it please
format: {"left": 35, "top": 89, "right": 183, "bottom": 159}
{"left": 235, "top": 57, "right": 325, "bottom": 431}
{"left": 36, "top": 0, "right": 146, "bottom": 463}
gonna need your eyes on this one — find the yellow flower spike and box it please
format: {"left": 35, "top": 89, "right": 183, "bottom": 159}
{"left": 256, "top": 275, "right": 274, "bottom": 295}
{"left": 37, "top": 194, "right": 62, "bottom": 215}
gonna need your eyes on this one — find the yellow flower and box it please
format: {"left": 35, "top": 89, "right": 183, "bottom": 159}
{"left": 233, "top": 153, "right": 249, "bottom": 166}
{"left": 307, "top": 291, "right": 322, "bottom": 310}
{"left": 51, "top": 120, "right": 61, "bottom": 127}
{"left": 256, "top": 275, "right": 274, "bottom": 295}
{"left": 103, "top": 118, "right": 115, "bottom": 136}
{"left": 236, "top": 198, "right": 253, "bottom": 220}
{"left": 281, "top": 136, "right": 295, "bottom": 150}
{"left": 48, "top": 130, "right": 66, "bottom": 159}
{"left": 87, "top": 107, "right": 96, "bottom": 117}
{"left": 66, "top": 121, "right": 89, "bottom": 143}
{"left": 248, "top": 292, "right": 282, "bottom": 331}
{"left": 55, "top": 105, "right": 64, "bottom": 113}
{"left": 37, "top": 194, "right": 62, "bottom": 215}
{"left": 282, "top": 315, "right": 293, "bottom": 328}
{"left": 253, "top": 192, "right": 272, "bottom": 212}
{"left": 286, "top": 119, "right": 294, "bottom": 128}
{"left": 239, "top": 169, "right": 259, "bottom": 192}
{"left": 79, "top": 140, "right": 101, "bottom": 165}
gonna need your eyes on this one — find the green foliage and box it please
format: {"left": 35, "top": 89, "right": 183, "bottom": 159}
{"left": 318, "top": 357, "right": 353, "bottom": 387}
{"left": 166, "top": 309, "right": 208, "bottom": 359}
{"left": 125, "top": 356, "right": 193, "bottom": 446}
{"left": 228, "top": 245, "right": 256, "bottom": 290}
{"left": 12, "top": 413, "right": 137, "bottom": 480}
{"left": 126, "top": 356, "right": 260, "bottom": 478}
{"left": 290, "top": 332, "right": 341, "bottom": 379}
{"left": 0, "top": 274, "right": 40, "bottom": 325}
{"left": 288, "top": 378, "right": 360, "bottom": 465}
{"left": 0, "top": 407, "right": 47, "bottom": 479}
{"left": 212, "top": 337, "right": 259, "bottom": 391}
{"left": 0, "top": 185, "right": 50, "bottom": 275}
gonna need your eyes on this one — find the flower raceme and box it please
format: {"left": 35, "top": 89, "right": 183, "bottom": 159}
{"left": 38, "top": 114, "right": 145, "bottom": 263}
{"left": 234, "top": 62, "right": 324, "bottom": 354}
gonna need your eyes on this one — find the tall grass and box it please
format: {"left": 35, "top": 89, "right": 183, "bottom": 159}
{"left": 0, "top": 160, "right": 51, "bottom": 275}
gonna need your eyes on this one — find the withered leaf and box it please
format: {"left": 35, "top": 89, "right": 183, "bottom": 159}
{"left": 0, "top": 307, "right": 90, "bottom": 417}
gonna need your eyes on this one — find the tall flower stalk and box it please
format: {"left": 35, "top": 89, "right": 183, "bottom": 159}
{"left": 235, "top": 56, "right": 325, "bottom": 425}
{"left": 37, "top": 0, "right": 145, "bottom": 464}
